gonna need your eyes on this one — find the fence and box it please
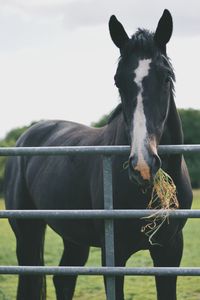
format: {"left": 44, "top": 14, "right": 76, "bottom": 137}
{"left": 1, "top": 144, "right": 200, "bottom": 299}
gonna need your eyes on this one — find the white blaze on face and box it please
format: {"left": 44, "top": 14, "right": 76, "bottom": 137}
{"left": 130, "top": 58, "right": 152, "bottom": 180}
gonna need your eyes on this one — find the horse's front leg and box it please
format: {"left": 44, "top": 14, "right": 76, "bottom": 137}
{"left": 149, "top": 231, "right": 183, "bottom": 300}
{"left": 53, "top": 240, "right": 90, "bottom": 300}
{"left": 101, "top": 242, "right": 130, "bottom": 300}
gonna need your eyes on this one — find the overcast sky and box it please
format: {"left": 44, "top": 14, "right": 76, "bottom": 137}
{"left": 0, "top": 0, "right": 199, "bottom": 138}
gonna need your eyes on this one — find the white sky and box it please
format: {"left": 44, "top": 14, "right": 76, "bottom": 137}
{"left": 0, "top": 0, "right": 199, "bottom": 138}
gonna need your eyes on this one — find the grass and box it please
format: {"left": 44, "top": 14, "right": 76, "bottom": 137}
{"left": 0, "top": 190, "right": 200, "bottom": 299}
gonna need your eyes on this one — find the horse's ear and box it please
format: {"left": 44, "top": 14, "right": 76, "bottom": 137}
{"left": 154, "top": 9, "right": 173, "bottom": 52}
{"left": 109, "top": 15, "right": 129, "bottom": 50}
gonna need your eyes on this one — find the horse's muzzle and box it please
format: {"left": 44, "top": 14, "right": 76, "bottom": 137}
{"left": 128, "top": 153, "right": 161, "bottom": 187}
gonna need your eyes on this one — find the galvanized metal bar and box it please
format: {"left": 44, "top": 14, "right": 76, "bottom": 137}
{"left": 159, "top": 144, "right": 200, "bottom": 154}
{"left": 1, "top": 209, "right": 200, "bottom": 219}
{"left": 103, "top": 155, "right": 116, "bottom": 300}
{"left": 0, "top": 144, "right": 199, "bottom": 156}
{"left": 0, "top": 146, "right": 129, "bottom": 156}
{"left": 0, "top": 266, "right": 200, "bottom": 276}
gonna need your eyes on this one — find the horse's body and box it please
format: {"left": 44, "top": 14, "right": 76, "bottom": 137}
{"left": 4, "top": 10, "right": 192, "bottom": 300}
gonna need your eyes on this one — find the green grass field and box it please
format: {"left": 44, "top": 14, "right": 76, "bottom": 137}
{"left": 0, "top": 190, "right": 200, "bottom": 300}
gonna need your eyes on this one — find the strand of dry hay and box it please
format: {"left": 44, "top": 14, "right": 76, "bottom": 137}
{"left": 122, "top": 160, "right": 179, "bottom": 245}
{"left": 141, "top": 168, "right": 179, "bottom": 245}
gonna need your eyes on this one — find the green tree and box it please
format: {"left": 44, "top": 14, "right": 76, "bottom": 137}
{"left": 179, "top": 109, "right": 200, "bottom": 188}
{"left": 91, "top": 114, "right": 108, "bottom": 128}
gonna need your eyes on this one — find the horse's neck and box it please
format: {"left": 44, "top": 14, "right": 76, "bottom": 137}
{"left": 161, "top": 95, "right": 183, "bottom": 145}
{"left": 161, "top": 94, "right": 183, "bottom": 173}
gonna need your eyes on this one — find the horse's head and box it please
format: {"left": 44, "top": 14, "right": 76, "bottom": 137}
{"left": 109, "top": 9, "right": 174, "bottom": 188}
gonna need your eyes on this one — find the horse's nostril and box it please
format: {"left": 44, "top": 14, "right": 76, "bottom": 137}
{"left": 152, "top": 154, "right": 161, "bottom": 175}
{"left": 129, "top": 156, "right": 137, "bottom": 171}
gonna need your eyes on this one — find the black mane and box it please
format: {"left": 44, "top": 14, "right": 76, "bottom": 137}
{"left": 108, "top": 103, "right": 122, "bottom": 124}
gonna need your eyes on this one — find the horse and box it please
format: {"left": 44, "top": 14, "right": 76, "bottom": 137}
{"left": 4, "top": 9, "right": 192, "bottom": 300}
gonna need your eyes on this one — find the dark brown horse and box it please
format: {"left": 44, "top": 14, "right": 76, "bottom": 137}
{"left": 4, "top": 9, "right": 192, "bottom": 300}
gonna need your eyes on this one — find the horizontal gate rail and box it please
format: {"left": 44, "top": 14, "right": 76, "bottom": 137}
{"left": 0, "top": 144, "right": 199, "bottom": 156}
{"left": 0, "top": 266, "right": 199, "bottom": 276}
{"left": 1, "top": 209, "right": 200, "bottom": 219}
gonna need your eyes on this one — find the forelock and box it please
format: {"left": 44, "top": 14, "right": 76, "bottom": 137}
{"left": 121, "top": 29, "right": 157, "bottom": 59}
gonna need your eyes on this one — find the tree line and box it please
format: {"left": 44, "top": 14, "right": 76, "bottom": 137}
{"left": 0, "top": 109, "right": 199, "bottom": 194}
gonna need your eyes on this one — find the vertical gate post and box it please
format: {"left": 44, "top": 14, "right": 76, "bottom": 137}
{"left": 103, "top": 155, "right": 116, "bottom": 300}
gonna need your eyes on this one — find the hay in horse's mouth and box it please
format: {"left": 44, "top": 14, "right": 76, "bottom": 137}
{"left": 141, "top": 169, "right": 179, "bottom": 245}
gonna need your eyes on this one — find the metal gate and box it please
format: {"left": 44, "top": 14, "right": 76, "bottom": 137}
{"left": 0, "top": 144, "right": 200, "bottom": 299}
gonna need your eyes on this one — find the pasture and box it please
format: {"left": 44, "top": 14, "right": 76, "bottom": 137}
{"left": 0, "top": 190, "right": 199, "bottom": 299}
